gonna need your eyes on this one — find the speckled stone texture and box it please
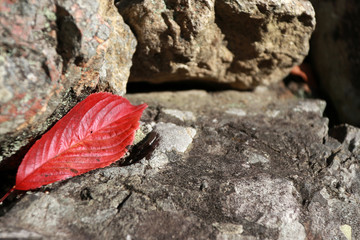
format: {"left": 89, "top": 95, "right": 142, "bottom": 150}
{"left": 117, "top": 0, "right": 315, "bottom": 89}
{"left": 1, "top": 0, "right": 359, "bottom": 239}
{"left": 0, "top": 0, "right": 136, "bottom": 165}
{"left": 0, "top": 88, "right": 358, "bottom": 239}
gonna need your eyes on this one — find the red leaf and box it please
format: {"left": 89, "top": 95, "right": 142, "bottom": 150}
{"left": 1, "top": 92, "right": 147, "bottom": 200}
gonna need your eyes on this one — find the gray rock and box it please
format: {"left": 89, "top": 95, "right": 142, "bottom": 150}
{"left": 0, "top": 225, "right": 43, "bottom": 239}
{"left": 1, "top": 89, "right": 359, "bottom": 239}
{"left": 310, "top": 0, "right": 360, "bottom": 126}
{"left": 117, "top": 0, "right": 315, "bottom": 89}
{"left": 154, "top": 122, "right": 196, "bottom": 153}
{"left": 162, "top": 108, "right": 196, "bottom": 122}
{"left": 222, "top": 176, "right": 305, "bottom": 237}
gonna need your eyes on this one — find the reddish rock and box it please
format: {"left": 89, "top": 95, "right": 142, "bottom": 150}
{"left": 0, "top": 0, "right": 136, "bottom": 164}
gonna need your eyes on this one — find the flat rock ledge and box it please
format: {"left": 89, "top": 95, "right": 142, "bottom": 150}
{"left": 0, "top": 89, "right": 359, "bottom": 240}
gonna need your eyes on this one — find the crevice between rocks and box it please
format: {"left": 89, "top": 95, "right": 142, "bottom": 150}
{"left": 117, "top": 192, "right": 132, "bottom": 213}
{"left": 55, "top": 5, "right": 82, "bottom": 73}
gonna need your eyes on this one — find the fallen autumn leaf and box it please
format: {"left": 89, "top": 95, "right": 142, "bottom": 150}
{"left": 0, "top": 92, "right": 147, "bottom": 203}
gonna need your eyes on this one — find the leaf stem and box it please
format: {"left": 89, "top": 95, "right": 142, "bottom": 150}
{"left": 0, "top": 186, "right": 16, "bottom": 204}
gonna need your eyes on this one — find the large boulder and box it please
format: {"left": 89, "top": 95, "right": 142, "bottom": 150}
{"left": 0, "top": 0, "right": 136, "bottom": 165}
{"left": 1, "top": 88, "right": 359, "bottom": 239}
{"left": 117, "top": 0, "right": 315, "bottom": 89}
{"left": 310, "top": 0, "right": 360, "bottom": 127}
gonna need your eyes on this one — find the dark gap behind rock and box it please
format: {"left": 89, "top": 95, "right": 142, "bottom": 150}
{"left": 126, "top": 80, "right": 236, "bottom": 93}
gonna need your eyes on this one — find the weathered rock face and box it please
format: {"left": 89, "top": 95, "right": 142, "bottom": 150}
{"left": 98, "top": 0, "right": 137, "bottom": 94}
{"left": 0, "top": 0, "right": 62, "bottom": 137}
{"left": 0, "top": 0, "right": 136, "bottom": 164}
{"left": 310, "top": 0, "right": 360, "bottom": 127}
{"left": 1, "top": 89, "right": 358, "bottom": 239}
{"left": 117, "top": 0, "right": 315, "bottom": 89}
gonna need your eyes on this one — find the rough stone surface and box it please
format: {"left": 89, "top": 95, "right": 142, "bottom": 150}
{"left": 310, "top": 0, "right": 360, "bottom": 126}
{"left": 0, "top": 0, "right": 62, "bottom": 136}
{"left": 0, "top": 0, "right": 136, "bottom": 165}
{"left": 98, "top": 0, "right": 137, "bottom": 95}
{"left": 1, "top": 89, "right": 359, "bottom": 240}
{"left": 117, "top": 0, "right": 315, "bottom": 89}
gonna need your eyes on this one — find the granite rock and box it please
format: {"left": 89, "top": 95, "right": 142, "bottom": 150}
{"left": 0, "top": 0, "right": 136, "bottom": 165}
